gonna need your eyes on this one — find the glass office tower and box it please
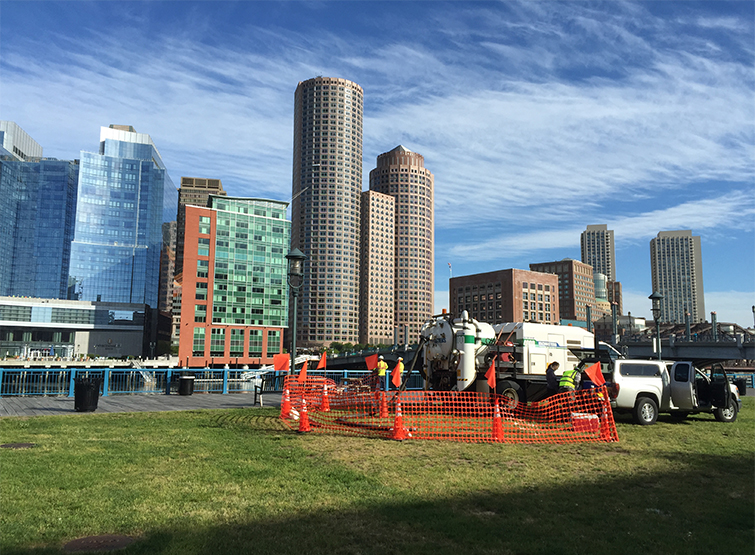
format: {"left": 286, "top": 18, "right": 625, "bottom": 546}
{"left": 0, "top": 149, "right": 78, "bottom": 298}
{"left": 69, "top": 126, "right": 177, "bottom": 307}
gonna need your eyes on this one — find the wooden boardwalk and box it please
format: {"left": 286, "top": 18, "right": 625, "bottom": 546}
{"left": 0, "top": 392, "right": 282, "bottom": 418}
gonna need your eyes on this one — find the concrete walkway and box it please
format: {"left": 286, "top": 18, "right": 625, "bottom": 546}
{"left": 0, "top": 392, "right": 282, "bottom": 418}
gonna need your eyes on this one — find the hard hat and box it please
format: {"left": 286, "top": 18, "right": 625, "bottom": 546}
{"left": 398, "top": 357, "right": 403, "bottom": 361}
{"left": 378, "top": 355, "right": 384, "bottom": 360}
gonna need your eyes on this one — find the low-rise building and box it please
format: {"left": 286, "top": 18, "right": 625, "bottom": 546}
{"left": 450, "top": 269, "right": 559, "bottom": 324}
{"left": 0, "top": 296, "right": 153, "bottom": 359}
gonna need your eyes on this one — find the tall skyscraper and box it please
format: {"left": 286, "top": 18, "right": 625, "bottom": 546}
{"left": 68, "top": 125, "right": 178, "bottom": 307}
{"left": 291, "top": 76, "right": 364, "bottom": 346}
{"left": 369, "top": 145, "right": 434, "bottom": 340}
{"left": 0, "top": 122, "right": 78, "bottom": 299}
{"left": 175, "top": 177, "right": 226, "bottom": 276}
{"left": 650, "top": 230, "right": 705, "bottom": 323}
{"left": 359, "top": 190, "right": 395, "bottom": 345}
{"left": 581, "top": 224, "right": 615, "bottom": 281}
{"left": 0, "top": 156, "right": 79, "bottom": 298}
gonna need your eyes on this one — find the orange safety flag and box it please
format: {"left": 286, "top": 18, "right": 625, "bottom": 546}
{"left": 317, "top": 352, "right": 327, "bottom": 370}
{"left": 391, "top": 361, "right": 402, "bottom": 388}
{"left": 583, "top": 362, "right": 604, "bottom": 386}
{"left": 297, "top": 360, "right": 308, "bottom": 384}
{"left": 485, "top": 355, "right": 497, "bottom": 390}
{"left": 365, "top": 353, "right": 379, "bottom": 370}
{"left": 273, "top": 353, "right": 290, "bottom": 371}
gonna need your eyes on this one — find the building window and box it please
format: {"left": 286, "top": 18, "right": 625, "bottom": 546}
{"left": 198, "top": 237, "right": 210, "bottom": 256}
{"left": 229, "top": 329, "right": 245, "bottom": 357}
{"left": 197, "top": 260, "right": 209, "bottom": 278}
{"left": 210, "top": 328, "right": 225, "bottom": 358}
{"left": 195, "top": 304, "right": 206, "bottom": 323}
{"left": 266, "top": 330, "right": 281, "bottom": 357}
{"left": 195, "top": 282, "right": 208, "bottom": 300}
{"left": 192, "top": 327, "right": 205, "bottom": 357}
{"left": 249, "top": 330, "right": 263, "bottom": 357}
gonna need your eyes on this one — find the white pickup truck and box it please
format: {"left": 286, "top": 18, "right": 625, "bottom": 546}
{"left": 572, "top": 348, "right": 742, "bottom": 425}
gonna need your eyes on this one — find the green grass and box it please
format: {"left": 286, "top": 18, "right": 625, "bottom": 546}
{"left": 1, "top": 399, "right": 753, "bottom": 555}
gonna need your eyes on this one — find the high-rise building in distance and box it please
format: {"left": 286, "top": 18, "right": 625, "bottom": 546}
{"left": 581, "top": 224, "right": 615, "bottom": 281}
{"left": 359, "top": 190, "right": 395, "bottom": 345}
{"left": 175, "top": 177, "right": 226, "bottom": 276}
{"left": 369, "top": 145, "right": 434, "bottom": 340}
{"left": 159, "top": 221, "right": 177, "bottom": 313}
{"left": 650, "top": 230, "right": 705, "bottom": 323}
{"left": 291, "top": 76, "right": 364, "bottom": 346}
{"left": 68, "top": 125, "right": 178, "bottom": 307}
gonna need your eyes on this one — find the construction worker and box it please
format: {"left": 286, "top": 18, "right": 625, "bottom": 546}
{"left": 558, "top": 366, "right": 581, "bottom": 393}
{"left": 376, "top": 355, "right": 389, "bottom": 391}
{"left": 546, "top": 361, "right": 560, "bottom": 397}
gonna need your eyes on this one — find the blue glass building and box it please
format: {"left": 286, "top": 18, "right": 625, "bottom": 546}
{"left": 68, "top": 126, "right": 178, "bottom": 307}
{"left": 0, "top": 149, "right": 79, "bottom": 298}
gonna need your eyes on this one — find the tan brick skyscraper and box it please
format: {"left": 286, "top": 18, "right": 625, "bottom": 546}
{"left": 369, "top": 146, "right": 434, "bottom": 342}
{"left": 291, "top": 77, "right": 364, "bottom": 347}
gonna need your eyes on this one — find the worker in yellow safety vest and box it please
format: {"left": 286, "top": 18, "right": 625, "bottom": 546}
{"left": 376, "top": 355, "right": 389, "bottom": 391}
{"left": 558, "top": 367, "right": 581, "bottom": 393}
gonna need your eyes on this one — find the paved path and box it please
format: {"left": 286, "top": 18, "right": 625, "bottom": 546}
{"left": 0, "top": 392, "right": 282, "bottom": 418}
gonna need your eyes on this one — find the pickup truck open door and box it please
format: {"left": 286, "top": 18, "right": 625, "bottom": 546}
{"left": 709, "top": 364, "right": 732, "bottom": 411}
{"left": 669, "top": 362, "right": 697, "bottom": 410}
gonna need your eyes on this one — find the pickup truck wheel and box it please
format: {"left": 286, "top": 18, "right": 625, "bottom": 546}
{"left": 497, "top": 380, "right": 525, "bottom": 407}
{"left": 633, "top": 396, "right": 658, "bottom": 425}
{"left": 714, "top": 398, "right": 738, "bottom": 422}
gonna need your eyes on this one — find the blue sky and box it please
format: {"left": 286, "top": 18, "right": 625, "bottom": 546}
{"left": 2, "top": 1, "right": 753, "bottom": 325}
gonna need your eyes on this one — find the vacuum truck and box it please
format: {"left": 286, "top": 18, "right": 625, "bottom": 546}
{"left": 416, "top": 311, "right": 612, "bottom": 403}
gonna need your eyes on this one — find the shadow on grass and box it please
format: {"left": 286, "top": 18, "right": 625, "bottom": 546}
{"left": 5, "top": 451, "right": 752, "bottom": 555}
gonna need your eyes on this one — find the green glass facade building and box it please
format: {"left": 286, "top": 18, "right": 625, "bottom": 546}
{"left": 178, "top": 196, "right": 291, "bottom": 367}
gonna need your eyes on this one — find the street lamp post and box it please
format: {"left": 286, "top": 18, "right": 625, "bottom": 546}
{"left": 649, "top": 292, "right": 663, "bottom": 361}
{"left": 286, "top": 248, "right": 307, "bottom": 376}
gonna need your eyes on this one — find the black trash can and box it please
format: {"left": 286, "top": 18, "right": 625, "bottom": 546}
{"left": 733, "top": 378, "right": 747, "bottom": 396}
{"left": 178, "top": 375, "right": 195, "bottom": 396}
{"left": 74, "top": 377, "right": 102, "bottom": 412}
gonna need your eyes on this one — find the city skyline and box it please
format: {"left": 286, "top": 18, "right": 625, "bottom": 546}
{"left": 2, "top": 1, "right": 753, "bottom": 326}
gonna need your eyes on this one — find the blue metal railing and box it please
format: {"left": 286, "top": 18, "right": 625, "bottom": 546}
{"left": 0, "top": 368, "right": 428, "bottom": 397}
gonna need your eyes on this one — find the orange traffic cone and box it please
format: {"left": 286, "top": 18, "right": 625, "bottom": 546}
{"left": 390, "top": 399, "right": 408, "bottom": 441}
{"left": 492, "top": 401, "right": 504, "bottom": 442}
{"left": 280, "top": 388, "right": 292, "bottom": 420}
{"left": 320, "top": 383, "right": 331, "bottom": 412}
{"left": 379, "top": 392, "right": 388, "bottom": 418}
{"left": 298, "top": 397, "right": 311, "bottom": 433}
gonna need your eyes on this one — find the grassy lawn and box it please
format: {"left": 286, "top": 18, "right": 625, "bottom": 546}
{"left": 1, "top": 398, "right": 752, "bottom": 555}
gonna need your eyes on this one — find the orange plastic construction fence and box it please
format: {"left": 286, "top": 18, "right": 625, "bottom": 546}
{"left": 280, "top": 375, "right": 619, "bottom": 444}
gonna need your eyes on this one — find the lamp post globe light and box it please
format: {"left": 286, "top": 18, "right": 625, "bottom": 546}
{"left": 286, "top": 248, "right": 307, "bottom": 376}
{"left": 649, "top": 291, "right": 663, "bottom": 361}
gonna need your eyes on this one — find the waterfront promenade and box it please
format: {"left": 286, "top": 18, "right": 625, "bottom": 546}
{"left": 0, "top": 392, "right": 282, "bottom": 418}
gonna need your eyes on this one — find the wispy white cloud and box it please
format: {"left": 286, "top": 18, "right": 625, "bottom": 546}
{"left": 1, "top": 0, "right": 752, "bottom": 304}
{"left": 447, "top": 190, "right": 755, "bottom": 260}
